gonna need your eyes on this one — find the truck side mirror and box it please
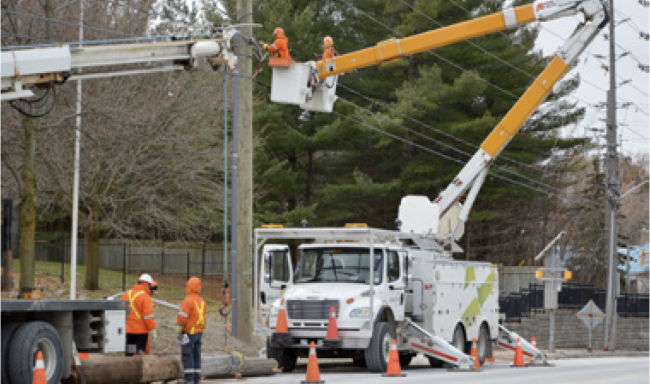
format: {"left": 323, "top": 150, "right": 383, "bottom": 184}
{"left": 264, "top": 253, "right": 274, "bottom": 284}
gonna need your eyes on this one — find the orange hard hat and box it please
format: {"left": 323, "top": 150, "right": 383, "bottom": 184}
{"left": 274, "top": 27, "right": 284, "bottom": 36}
{"left": 324, "top": 36, "right": 334, "bottom": 46}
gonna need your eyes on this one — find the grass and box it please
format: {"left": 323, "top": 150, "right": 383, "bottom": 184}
{"left": 2, "top": 259, "right": 223, "bottom": 308}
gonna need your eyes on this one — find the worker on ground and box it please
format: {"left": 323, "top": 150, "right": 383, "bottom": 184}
{"left": 177, "top": 277, "right": 207, "bottom": 384}
{"left": 122, "top": 273, "right": 157, "bottom": 356}
{"left": 262, "top": 27, "right": 292, "bottom": 60}
{"left": 322, "top": 35, "right": 337, "bottom": 60}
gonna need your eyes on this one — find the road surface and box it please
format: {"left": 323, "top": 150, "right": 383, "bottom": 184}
{"left": 208, "top": 355, "right": 649, "bottom": 384}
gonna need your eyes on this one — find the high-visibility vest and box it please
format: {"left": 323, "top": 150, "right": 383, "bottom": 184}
{"left": 190, "top": 301, "right": 205, "bottom": 335}
{"left": 128, "top": 290, "right": 145, "bottom": 319}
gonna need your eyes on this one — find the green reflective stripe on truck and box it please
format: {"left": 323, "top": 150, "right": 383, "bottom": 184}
{"left": 477, "top": 269, "right": 495, "bottom": 304}
{"left": 464, "top": 266, "right": 476, "bottom": 289}
{"left": 461, "top": 298, "right": 481, "bottom": 327}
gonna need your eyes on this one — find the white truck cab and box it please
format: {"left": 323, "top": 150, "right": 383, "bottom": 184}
{"left": 255, "top": 226, "right": 500, "bottom": 372}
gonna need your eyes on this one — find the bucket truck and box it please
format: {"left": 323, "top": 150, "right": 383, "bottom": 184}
{"left": 256, "top": 0, "right": 607, "bottom": 373}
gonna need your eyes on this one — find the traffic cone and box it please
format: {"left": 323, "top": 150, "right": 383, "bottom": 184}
{"left": 382, "top": 339, "right": 406, "bottom": 377}
{"left": 511, "top": 338, "right": 526, "bottom": 368}
{"left": 324, "top": 306, "right": 340, "bottom": 345}
{"left": 301, "top": 342, "right": 324, "bottom": 384}
{"left": 470, "top": 338, "right": 481, "bottom": 370}
{"left": 529, "top": 337, "right": 537, "bottom": 364}
{"left": 276, "top": 299, "right": 289, "bottom": 333}
{"left": 32, "top": 351, "right": 46, "bottom": 384}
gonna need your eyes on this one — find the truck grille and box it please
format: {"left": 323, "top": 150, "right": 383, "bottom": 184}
{"left": 286, "top": 300, "right": 339, "bottom": 320}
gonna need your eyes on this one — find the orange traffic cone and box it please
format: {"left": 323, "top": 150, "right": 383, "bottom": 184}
{"left": 301, "top": 342, "right": 324, "bottom": 384}
{"left": 382, "top": 339, "right": 406, "bottom": 377}
{"left": 324, "top": 306, "right": 340, "bottom": 345}
{"left": 470, "top": 338, "right": 481, "bottom": 370}
{"left": 32, "top": 351, "right": 46, "bottom": 384}
{"left": 529, "top": 337, "right": 537, "bottom": 364}
{"left": 512, "top": 337, "right": 526, "bottom": 368}
{"left": 276, "top": 299, "right": 289, "bottom": 333}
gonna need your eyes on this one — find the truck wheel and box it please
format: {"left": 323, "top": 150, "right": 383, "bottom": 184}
{"left": 364, "top": 322, "right": 395, "bottom": 373}
{"left": 399, "top": 353, "right": 414, "bottom": 367}
{"left": 352, "top": 355, "right": 366, "bottom": 367}
{"left": 7, "top": 321, "right": 63, "bottom": 384}
{"left": 451, "top": 324, "right": 466, "bottom": 354}
{"left": 477, "top": 324, "right": 491, "bottom": 364}
{"left": 1, "top": 322, "right": 22, "bottom": 384}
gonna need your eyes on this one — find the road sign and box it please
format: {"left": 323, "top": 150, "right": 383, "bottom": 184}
{"left": 577, "top": 300, "right": 605, "bottom": 351}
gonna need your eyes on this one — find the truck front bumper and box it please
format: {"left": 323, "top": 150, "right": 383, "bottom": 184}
{"left": 269, "top": 328, "right": 372, "bottom": 349}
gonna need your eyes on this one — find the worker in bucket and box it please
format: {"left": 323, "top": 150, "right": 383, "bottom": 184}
{"left": 122, "top": 273, "right": 157, "bottom": 356}
{"left": 262, "top": 27, "right": 292, "bottom": 60}
{"left": 177, "top": 277, "right": 207, "bottom": 384}
{"left": 322, "top": 35, "right": 337, "bottom": 60}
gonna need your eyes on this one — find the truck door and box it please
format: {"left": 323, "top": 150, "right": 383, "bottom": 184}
{"left": 386, "top": 250, "right": 406, "bottom": 321}
{"left": 259, "top": 244, "right": 293, "bottom": 321}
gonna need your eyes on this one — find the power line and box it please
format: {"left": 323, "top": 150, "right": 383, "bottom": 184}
{"left": 1, "top": 9, "right": 136, "bottom": 37}
{"left": 337, "top": 96, "right": 592, "bottom": 202}
{"left": 331, "top": 107, "right": 600, "bottom": 210}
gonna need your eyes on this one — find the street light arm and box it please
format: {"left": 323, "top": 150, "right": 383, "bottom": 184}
{"left": 534, "top": 231, "right": 567, "bottom": 261}
{"left": 619, "top": 179, "right": 649, "bottom": 201}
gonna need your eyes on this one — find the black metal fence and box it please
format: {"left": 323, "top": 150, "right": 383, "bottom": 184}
{"left": 500, "top": 283, "right": 649, "bottom": 321}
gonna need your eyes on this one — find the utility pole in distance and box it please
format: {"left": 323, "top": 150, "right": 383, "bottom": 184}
{"left": 603, "top": 0, "right": 619, "bottom": 352}
{"left": 234, "top": 0, "right": 254, "bottom": 342}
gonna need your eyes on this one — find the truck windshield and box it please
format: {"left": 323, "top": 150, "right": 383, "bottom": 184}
{"left": 294, "top": 248, "right": 383, "bottom": 285}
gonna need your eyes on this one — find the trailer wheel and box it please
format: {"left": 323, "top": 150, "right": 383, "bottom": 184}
{"left": 364, "top": 322, "right": 395, "bottom": 373}
{"left": 478, "top": 323, "right": 491, "bottom": 364}
{"left": 7, "top": 321, "right": 63, "bottom": 384}
{"left": 1, "top": 322, "right": 22, "bottom": 384}
{"left": 399, "top": 353, "right": 414, "bottom": 367}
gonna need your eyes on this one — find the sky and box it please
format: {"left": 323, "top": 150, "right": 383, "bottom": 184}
{"left": 536, "top": 1, "right": 650, "bottom": 156}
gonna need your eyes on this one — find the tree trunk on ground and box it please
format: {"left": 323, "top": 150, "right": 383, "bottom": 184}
{"left": 84, "top": 224, "right": 101, "bottom": 290}
{"left": 19, "top": 117, "right": 38, "bottom": 293}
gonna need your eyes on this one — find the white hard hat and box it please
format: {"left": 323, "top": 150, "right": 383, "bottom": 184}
{"left": 139, "top": 273, "right": 153, "bottom": 284}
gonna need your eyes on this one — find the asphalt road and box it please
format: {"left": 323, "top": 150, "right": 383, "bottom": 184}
{"left": 206, "top": 355, "right": 649, "bottom": 384}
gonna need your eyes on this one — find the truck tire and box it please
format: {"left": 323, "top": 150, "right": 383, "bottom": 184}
{"left": 1, "top": 322, "right": 22, "bottom": 384}
{"left": 7, "top": 321, "right": 63, "bottom": 384}
{"left": 451, "top": 324, "right": 466, "bottom": 354}
{"left": 477, "top": 323, "right": 491, "bottom": 364}
{"left": 399, "top": 353, "right": 414, "bottom": 367}
{"left": 364, "top": 322, "right": 395, "bottom": 373}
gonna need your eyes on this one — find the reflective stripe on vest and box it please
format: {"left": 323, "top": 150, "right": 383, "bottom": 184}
{"left": 128, "top": 290, "right": 145, "bottom": 319}
{"left": 190, "top": 301, "right": 205, "bottom": 334}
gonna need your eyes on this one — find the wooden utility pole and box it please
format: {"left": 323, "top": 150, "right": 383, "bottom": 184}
{"left": 603, "top": 0, "right": 619, "bottom": 352}
{"left": 234, "top": 0, "right": 254, "bottom": 342}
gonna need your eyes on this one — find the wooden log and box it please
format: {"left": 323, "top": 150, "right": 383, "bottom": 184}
{"left": 82, "top": 355, "right": 181, "bottom": 384}
{"left": 80, "top": 354, "right": 277, "bottom": 383}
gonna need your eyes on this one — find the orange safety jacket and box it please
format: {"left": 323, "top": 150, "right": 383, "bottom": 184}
{"left": 122, "top": 283, "right": 156, "bottom": 334}
{"left": 322, "top": 46, "right": 337, "bottom": 60}
{"left": 266, "top": 36, "right": 292, "bottom": 60}
{"left": 177, "top": 277, "right": 207, "bottom": 334}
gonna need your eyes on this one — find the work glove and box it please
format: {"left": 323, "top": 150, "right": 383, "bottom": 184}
{"left": 150, "top": 329, "right": 157, "bottom": 340}
{"left": 262, "top": 44, "right": 268, "bottom": 51}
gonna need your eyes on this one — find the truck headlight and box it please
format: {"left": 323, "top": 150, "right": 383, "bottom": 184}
{"left": 349, "top": 307, "right": 372, "bottom": 318}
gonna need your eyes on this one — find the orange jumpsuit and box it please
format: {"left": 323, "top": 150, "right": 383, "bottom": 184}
{"left": 123, "top": 283, "right": 156, "bottom": 334}
{"left": 266, "top": 36, "right": 292, "bottom": 60}
{"left": 177, "top": 277, "right": 207, "bottom": 335}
